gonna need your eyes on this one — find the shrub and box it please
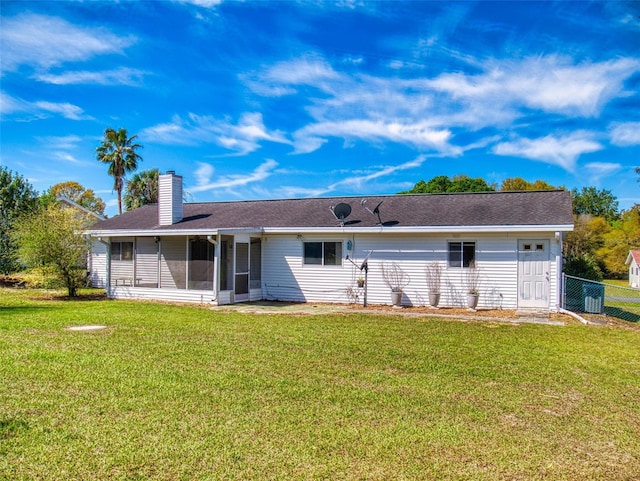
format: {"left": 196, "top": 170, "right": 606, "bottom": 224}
{"left": 563, "top": 254, "right": 603, "bottom": 281}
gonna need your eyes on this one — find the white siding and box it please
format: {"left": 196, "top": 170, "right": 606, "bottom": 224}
{"left": 97, "top": 230, "right": 562, "bottom": 311}
{"left": 629, "top": 261, "right": 640, "bottom": 288}
{"left": 262, "top": 235, "right": 355, "bottom": 303}
{"left": 109, "top": 286, "right": 218, "bottom": 304}
{"left": 548, "top": 236, "right": 562, "bottom": 309}
{"left": 89, "top": 239, "right": 107, "bottom": 288}
{"left": 262, "top": 232, "right": 561, "bottom": 309}
{"left": 158, "top": 174, "right": 183, "bottom": 226}
{"left": 136, "top": 237, "right": 158, "bottom": 287}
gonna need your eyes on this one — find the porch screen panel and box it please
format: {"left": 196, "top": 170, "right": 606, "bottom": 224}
{"left": 160, "top": 237, "right": 186, "bottom": 289}
{"left": 136, "top": 237, "right": 159, "bottom": 287}
{"left": 250, "top": 238, "right": 261, "bottom": 289}
{"left": 110, "top": 239, "right": 134, "bottom": 281}
{"left": 188, "top": 238, "right": 214, "bottom": 290}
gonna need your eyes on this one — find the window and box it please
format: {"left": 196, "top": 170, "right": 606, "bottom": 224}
{"left": 111, "top": 241, "right": 133, "bottom": 261}
{"left": 448, "top": 241, "right": 475, "bottom": 268}
{"left": 304, "top": 242, "right": 342, "bottom": 266}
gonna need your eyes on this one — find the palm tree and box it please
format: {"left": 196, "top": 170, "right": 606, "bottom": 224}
{"left": 124, "top": 168, "right": 159, "bottom": 211}
{"left": 96, "top": 128, "right": 143, "bottom": 215}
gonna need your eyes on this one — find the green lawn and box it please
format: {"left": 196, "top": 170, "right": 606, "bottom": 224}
{"left": 1, "top": 289, "right": 639, "bottom": 480}
{"left": 602, "top": 279, "right": 640, "bottom": 322}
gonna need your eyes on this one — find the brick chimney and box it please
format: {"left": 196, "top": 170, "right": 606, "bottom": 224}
{"left": 158, "top": 171, "right": 183, "bottom": 226}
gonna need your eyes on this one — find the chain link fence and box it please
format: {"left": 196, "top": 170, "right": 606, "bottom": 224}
{"left": 562, "top": 274, "right": 640, "bottom": 323}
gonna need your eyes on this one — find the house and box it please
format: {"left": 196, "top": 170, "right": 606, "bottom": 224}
{"left": 86, "top": 171, "right": 574, "bottom": 311}
{"left": 56, "top": 195, "right": 106, "bottom": 222}
{"left": 625, "top": 250, "right": 640, "bottom": 288}
{"left": 56, "top": 195, "right": 106, "bottom": 283}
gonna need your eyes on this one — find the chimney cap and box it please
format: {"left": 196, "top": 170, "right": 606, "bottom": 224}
{"left": 166, "top": 170, "right": 176, "bottom": 175}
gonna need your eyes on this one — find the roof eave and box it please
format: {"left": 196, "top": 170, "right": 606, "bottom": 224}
{"left": 87, "top": 224, "right": 573, "bottom": 237}
{"left": 86, "top": 227, "right": 263, "bottom": 237}
{"left": 263, "top": 224, "right": 574, "bottom": 234}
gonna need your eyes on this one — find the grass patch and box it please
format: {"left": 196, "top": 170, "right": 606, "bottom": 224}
{"left": 1, "top": 288, "right": 639, "bottom": 480}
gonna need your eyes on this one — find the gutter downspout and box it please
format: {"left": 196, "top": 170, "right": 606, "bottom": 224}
{"left": 557, "top": 307, "right": 589, "bottom": 325}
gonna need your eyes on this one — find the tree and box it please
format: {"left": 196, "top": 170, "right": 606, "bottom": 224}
{"left": 48, "top": 181, "right": 106, "bottom": 217}
{"left": 448, "top": 175, "right": 496, "bottom": 193}
{"left": 12, "top": 203, "right": 94, "bottom": 296}
{"left": 124, "top": 168, "right": 159, "bottom": 211}
{"left": 500, "top": 177, "right": 558, "bottom": 191}
{"left": 597, "top": 206, "right": 640, "bottom": 278}
{"left": 400, "top": 175, "right": 495, "bottom": 194}
{"left": 0, "top": 167, "right": 39, "bottom": 274}
{"left": 96, "top": 128, "right": 143, "bottom": 215}
{"left": 571, "top": 187, "right": 619, "bottom": 224}
{"left": 563, "top": 214, "right": 610, "bottom": 259}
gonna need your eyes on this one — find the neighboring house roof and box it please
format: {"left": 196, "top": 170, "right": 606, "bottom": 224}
{"left": 625, "top": 250, "right": 640, "bottom": 266}
{"left": 57, "top": 195, "right": 106, "bottom": 222}
{"left": 87, "top": 190, "right": 573, "bottom": 236}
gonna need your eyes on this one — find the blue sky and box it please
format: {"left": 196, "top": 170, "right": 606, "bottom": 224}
{"left": 1, "top": 0, "right": 639, "bottom": 217}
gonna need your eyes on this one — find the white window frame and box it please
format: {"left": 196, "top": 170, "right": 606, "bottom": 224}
{"left": 303, "top": 241, "right": 343, "bottom": 266}
{"left": 448, "top": 241, "right": 476, "bottom": 268}
{"left": 111, "top": 241, "right": 134, "bottom": 262}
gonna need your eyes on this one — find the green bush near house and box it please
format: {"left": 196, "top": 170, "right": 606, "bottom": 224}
{"left": 1, "top": 289, "right": 639, "bottom": 480}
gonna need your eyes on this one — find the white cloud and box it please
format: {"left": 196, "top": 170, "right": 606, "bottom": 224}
{"left": 190, "top": 159, "right": 278, "bottom": 193}
{"left": 0, "top": 93, "right": 91, "bottom": 121}
{"left": 142, "top": 112, "right": 291, "bottom": 154}
{"left": 194, "top": 162, "right": 215, "bottom": 187}
{"left": 610, "top": 122, "right": 640, "bottom": 146}
{"left": 33, "top": 101, "right": 90, "bottom": 121}
{"left": 293, "top": 120, "right": 457, "bottom": 155}
{"left": 584, "top": 161, "right": 622, "bottom": 181}
{"left": 581, "top": 161, "right": 623, "bottom": 187}
{"left": 52, "top": 151, "right": 84, "bottom": 165}
{"left": 274, "top": 156, "right": 428, "bottom": 198}
{"left": 35, "top": 135, "right": 83, "bottom": 150}
{"left": 492, "top": 132, "right": 603, "bottom": 172}
{"left": 172, "top": 0, "right": 223, "bottom": 8}
{"left": 243, "top": 57, "right": 341, "bottom": 97}
{"left": 277, "top": 185, "right": 333, "bottom": 198}
{"left": 244, "top": 53, "right": 638, "bottom": 156}
{"left": 34, "top": 67, "right": 148, "bottom": 86}
{"left": 327, "top": 155, "right": 427, "bottom": 192}
{"left": 1, "top": 13, "right": 135, "bottom": 72}
{"left": 429, "top": 55, "right": 640, "bottom": 118}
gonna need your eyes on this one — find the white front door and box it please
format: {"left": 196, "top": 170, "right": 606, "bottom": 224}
{"left": 518, "top": 240, "right": 550, "bottom": 308}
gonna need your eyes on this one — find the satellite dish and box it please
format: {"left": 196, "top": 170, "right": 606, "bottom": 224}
{"left": 364, "top": 200, "right": 384, "bottom": 225}
{"left": 333, "top": 203, "right": 351, "bottom": 219}
{"left": 360, "top": 250, "right": 373, "bottom": 270}
{"left": 330, "top": 202, "right": 352, "bottom": 225}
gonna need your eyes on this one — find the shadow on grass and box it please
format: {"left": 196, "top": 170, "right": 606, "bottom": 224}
{"left": 604, "top": 306, "right": 640, "bottom": 323}
{"left": 0, "top": 417, "right": 29, "bottom": 441}
{"left": 0, "top": 305, "right": 62, "bottom": 316}
{"left": 28, "top": 292, "right": 109, "bottom": 302}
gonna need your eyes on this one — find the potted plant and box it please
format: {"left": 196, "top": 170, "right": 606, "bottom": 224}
{"left": 466, "top": 261, "right": 480, "bottom": 310}
{"left": 381, "top": 262, "right": 410, "bottom": 307}
{"left": 425, "top": 262, "right": 442, "bottom": 308}
{"left": 357, "top": 277, "right": 365, "bottom": 288}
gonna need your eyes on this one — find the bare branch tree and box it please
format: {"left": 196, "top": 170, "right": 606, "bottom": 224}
{"left": 425, "top": 262, "right": 442, "bottom": 294}
{"left": 381, "top": 262, "right": 410, "bottom": 292}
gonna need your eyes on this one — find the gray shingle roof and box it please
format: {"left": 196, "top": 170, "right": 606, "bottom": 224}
{"left": 89, "top": 190, "right": 573, "bottom": 232}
